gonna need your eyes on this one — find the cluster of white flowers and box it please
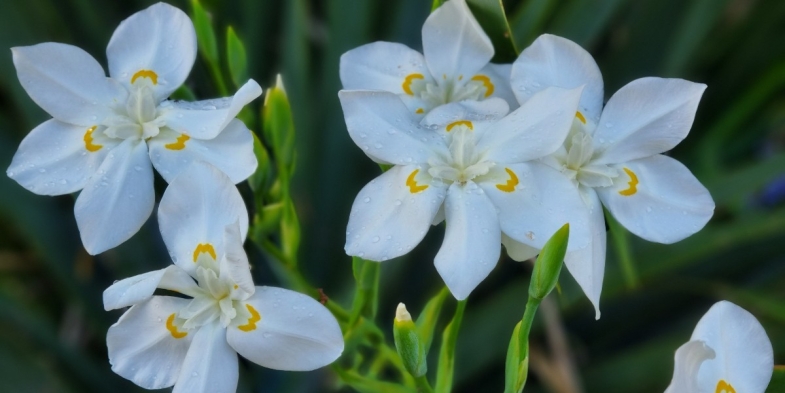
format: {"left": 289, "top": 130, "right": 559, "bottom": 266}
{"left": 6, "top": 0, "right": 776, "bottom": 392}
{"left": 7, "top": 3, "right": 344, "bottom": 392}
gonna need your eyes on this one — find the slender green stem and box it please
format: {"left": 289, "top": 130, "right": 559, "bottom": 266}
{"left": 415, "top": 375, "right": 435, "bottom": 393}
{"left": 435, "top": 300, "right": 468, "bottom": 392}
{"left": 604, "top": 209, "right": 638, "bottom": 288}
{"left": 517, "top": 297, "right": 541, "bottom": 363}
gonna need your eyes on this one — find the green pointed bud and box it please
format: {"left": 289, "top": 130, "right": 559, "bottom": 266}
{"left": 393, "top": 303, "right": 428, "bottom": 377}
{"left": 529, "top": 223, "right": 569, "bottom": 300}
{"left": 262, "top": 74, "right": 295, "bottom": 176}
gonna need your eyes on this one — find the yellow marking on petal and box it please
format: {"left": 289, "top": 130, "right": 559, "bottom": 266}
{"left": 715, "top": 380, "right": 735, "bottom": 393}
{"left": 406, "top": 169, "right": 429, "bottom": 194}
{"left": 83, "top": 126, "right": 102, "bottom": 152}
{"left": 618, "top": 167, "right": 639, "bottom": 196}
{"left": 165, "top": 134, "right": 190, "bottom": 150}
{"left": 238, "top": 304, "right": 261, "bottom": 332}
{"left": 166, "top": 314, "right": 187, "bottom": 339}
{"left": 416, "top": 108, "right": 424, "bottom": 114}
{"left": 496, "top": 168, "right": 519, "bottom": 192}
{"left": 192, "top": 243, "right": 217, "bottom": 262}
{"left": 471, "top": 75, "right": 494, "bottom": 97}
{"left": 131, "top": 69, "right": 158, "bottom": 85}
{"left": 575, "top": 111, "right": 586, "bottom": 124}
{"left": 458, "top": 75, "right": 463, "bottom": 81}
{"left": 402, "top": 73, "right": 424, "bottom": 95}
{"left": 446, "top": 120, "right": 473, "bottom": 132}
{"left": 234, "top": 284, "right": 239, "bottom": 290}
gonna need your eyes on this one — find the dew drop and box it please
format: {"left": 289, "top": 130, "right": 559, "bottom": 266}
{"left": 394, "top": 199, "right": 402, "bottom": 206}
{"left": 364, "top": 197, "right": 371, "bottom": 203}
{"left": 372, "top": 236, "right": 380, "bottom": 243}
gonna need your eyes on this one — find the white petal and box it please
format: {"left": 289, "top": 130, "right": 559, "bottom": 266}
{"left": 158, "top": 80, "right": 262, "bottom": 140}
{"left": 148, "top": 119, "right": 257, "bottom": 184}
{"left": 511, "top": 34, "right": 604, "bottom": 120}
{"left": 692, "top": 301, "right": 773, "bottom": 393}
{"left": 596, "top": 155, "right": 714, "bottom": 244}
{"left": 345, "top": 165, "right": 447, "bottom": 261}
{"left": 501, "top": 234, "right": 538, "bottom": 261}
{"left": 665, "top": 340, "right": 715, "bottom": 393}
{"left": 226, "top": 286, "right": 344, "bottom": 371}
{"left": 477, "top": 86, "right": 583, "bottom": 164}
{"left": 421, "top": 97, "right": 510, "bottom": 131}
{"left": 593, "top": 77, "right": 706, "bottom": 165}
{"left": 562, "top": 189, "right": 605, "bottom": 319}
{"left": 74, "top": 139, "right": 154, "bottom": 254}
{"left": 11, "top": 43, "right": 127, "bottom": 126}
{"left": 219, "top": 222, "right": 255, "bottom": 296}
{"left": 104, "top": 266, "right": 201, "bottom": 310}
{"left": 422, "top": 0, "right": 493, "bottom": 80}
{"left": 107, "top": 296, "right": 192, "bottom": 390}
{"left": 173, "top": 321, "right": 238, "bottom": 393}
{"left": 158, "top": 161, "right": 249, "bottom": 276}
{"left": 478, "top": 63, "right": 519, "bottom": 110}
{"left": 478, "top": 162, "right": 591, "bottom": 251}
{"left": 106, "top": 2, "right": 196, "bottom": 101}
{"left": 7, "top": 120, "right": 119, "bottom": 195}
{"left": 434, "top": 182, "right": 501, "bottom": 300}
{"left": 338, "top": 90, "right": 448, "bottom": 165}
{"left": 339, "top": 41, "right": 431, "bottom": 93}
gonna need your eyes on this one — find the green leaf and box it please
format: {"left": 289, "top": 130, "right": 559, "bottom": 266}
{"left": 529, "top": 223, "right": 569, "bottom": 300}
{"left": 248, "top": 132, "right": 272, "bottom": 198}
{"left": 767, "top": 366, "right": 785, "bottom": 392}
{"left": 504, "top": 321, "right": 528, "bottom": 393}
{"left": 431, "top": 0, "right": 444, "bottom": 12}
{"left": 466, "top": 0, "right": 518, "bottom": 62}
{"left": 547, "top": 0, "right": 631, "bottom": 48}
{"left": 170, "top": 84, "right": 197, "bottom": 101}
{"left": 605, "top": 209, "right": 638, "bottom": 288}
{"left": 415, "top": 287, "right": 450, "bottom": 354}
{"left": 190, "top": 0, "right": 219, "bottom": 63}
{"left": 435, "top": 300, "right": 467, "bottom": 393}
{"left": 225, "top": 26, "right": 248, "bottom": 88}
{"left": 509, "top": 0, "right": 558, "bottom": 48}
{"left": 333, "top": 367, "right": 417, "bottom": 393}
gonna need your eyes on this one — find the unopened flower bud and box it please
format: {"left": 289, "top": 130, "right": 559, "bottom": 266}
{"left": 393, "top": 303, "right": 427, "bottom": 377}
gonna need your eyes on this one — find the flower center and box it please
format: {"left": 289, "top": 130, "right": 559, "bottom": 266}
{"left": 103, "top": 78, "right": 164, "bottom": 140}
{"left": 176, "top": 251, "right": 246, "bottom": 329}
{"left": 404, "top": 73, "right": 494, "bottom": 113}
{"left": 547, "top": 117, "right": 620, "bottom": 190}
{"left": 427, "top": 123, "right": 494, "bottom": 184}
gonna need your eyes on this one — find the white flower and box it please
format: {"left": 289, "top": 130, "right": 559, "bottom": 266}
{"left": 339, "top": 0, "right": 517, "bottom": 116}
{"left": 508, "top": 34, "right": 715, "bottom": 318}
{"left": 6, "top": 2, "right": 262, "bottom": 255}
{"left": 339, "top": 88, "right": 592, "bottom": 300}
{"left": 103, "top": 162, "right": 344, "bottom": 392}
{"left": 666, "top": 301, "right": 773, "bottom": 393}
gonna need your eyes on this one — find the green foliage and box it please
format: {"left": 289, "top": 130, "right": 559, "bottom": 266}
{"left": 225, "top": 26, "right": 248, "bottom": 89}
{"left": 466, "top": 0, "right": 518, "bottom": 62}
{"left": 529, "top": 224, "right": 568, "bottom": 300}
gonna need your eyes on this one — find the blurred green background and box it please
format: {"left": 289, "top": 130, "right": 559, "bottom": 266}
{"left": 1, "top": 0, "right": 785, "bottom": 392}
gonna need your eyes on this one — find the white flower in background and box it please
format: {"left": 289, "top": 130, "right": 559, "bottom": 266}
{"left": 339, "top": 0, "right": 517, "bottom": 116}
{"left": 508, "top": 34, "right": 715, "bottom": 318}
{"left": 339, "top": 88, "right": 592, "bottom": 300}
{"left": 103, "top": 162, "right": 344, "bottom": 392}
{"left": 7, "top": 2, "right": 261, "bottom": 255}
{"left": 666, "top": 301, "right": 773, "bottom": 393}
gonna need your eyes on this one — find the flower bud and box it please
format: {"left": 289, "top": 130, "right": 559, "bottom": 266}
{"left": 393, "top": 303, "right": 428, "bottom": 377}
{"left": 529, "top": 223, "right": 569, "bottom": 300}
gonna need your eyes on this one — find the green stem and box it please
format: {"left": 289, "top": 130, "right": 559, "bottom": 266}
{"left": 517, "top": 297, "right": 541, "bottom": 364}
{"left": 604, "top": 209, "right": 638, "bottom": 288}
{"left": 415, "top": 375, "right": 435, "bottom": 393}
{"left": 435, "top": 300, "right": 468, "bottom": 392}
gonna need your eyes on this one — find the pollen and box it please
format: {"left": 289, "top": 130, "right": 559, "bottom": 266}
{"left": 471, "top": 75, "right": 494, "bottom": 97}
{"left": 406, "top": 169, "right": 429, "bottom": 193}
{"left": 165, "top": 134, "right": 190, "bottom": 150}
{"left": 131, "top": 69, "right": 158, "bottom": 85}
{"left": 575, "top": 111, "right": 587, "bottom": 124}
{"left": 83, "top": 126, "right": 102, "bottom": 152}
{"left": 715, "top": 380, "right": 735, "bottom": 393}
{"left": 238, "top": 304, "right": 261, "bottom": 332}
{"left": 402, "top": 73, "right": 424, "bottom": 95}
{"left": 446, "top": 120, "right": 474, "bottom": 132}
{"left": 618, "top": 167, "right": 639, "bottom": 196}
{"left": 166, "top": 314, "right": 187, "bottom": 339}
{"left": 192, "top": 243, "right": 217, "bottom": 262}
{"left": 496, "top": 168, "right": 519, "bottom": 192}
